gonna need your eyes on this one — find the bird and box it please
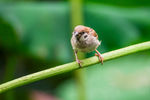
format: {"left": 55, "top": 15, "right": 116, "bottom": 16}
{"left": 71, "top": 25, "right": 103, "bottom": 67}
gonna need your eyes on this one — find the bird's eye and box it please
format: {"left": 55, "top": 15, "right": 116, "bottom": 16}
{"left": 80, "top": 32, "right": 85, "bottom": 35}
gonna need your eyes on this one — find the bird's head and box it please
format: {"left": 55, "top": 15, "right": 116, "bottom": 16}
{"left": 73, "top": 25, "right": 90, "bottom": 41}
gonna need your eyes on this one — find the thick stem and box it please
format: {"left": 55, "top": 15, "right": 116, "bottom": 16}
{"left": 0, "top": 41, "right": 150, "bottom": 93}
{"left": 70, "top": 0, "right": 86, "bottom": 99}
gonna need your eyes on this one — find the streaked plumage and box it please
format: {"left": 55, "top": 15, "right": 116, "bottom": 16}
{"left": 71, "top": 25, "right": 103, "bottom": 67}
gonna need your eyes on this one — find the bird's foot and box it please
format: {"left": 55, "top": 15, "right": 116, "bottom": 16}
{"left": 95, "top": 53, "right": 104, "bottom": 65}
{"left": 76, "top": 59, "right": 82, "bottom": 68}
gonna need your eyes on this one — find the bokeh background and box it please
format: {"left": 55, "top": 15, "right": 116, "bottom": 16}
{"left": 0, "top": 0, "right": 150, "bottom": 100}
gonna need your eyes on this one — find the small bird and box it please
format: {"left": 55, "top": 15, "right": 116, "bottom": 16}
{"left": 71, "top": 25, "right": 104, "bottom": 67}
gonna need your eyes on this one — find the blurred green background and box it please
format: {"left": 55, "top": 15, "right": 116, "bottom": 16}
{"left": 0, "top": 0, "right": 150, "bottom": 100}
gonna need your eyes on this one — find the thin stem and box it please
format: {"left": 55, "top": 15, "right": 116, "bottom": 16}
{"left": 0, "top": 41, "right": 150, "bottom": 93}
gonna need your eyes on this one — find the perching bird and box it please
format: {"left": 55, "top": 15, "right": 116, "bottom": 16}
{"left": 71, "top": 25, "right": 103, "bottom": 67}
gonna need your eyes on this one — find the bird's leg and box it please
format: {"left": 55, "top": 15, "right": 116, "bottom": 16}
{"left": 95, "top": 49, "right": 104, "bottom": 65}
{"left": 74, "top": 50, "right": 82, "bottom": 67}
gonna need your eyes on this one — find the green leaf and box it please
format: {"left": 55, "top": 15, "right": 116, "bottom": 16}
{"left": 0, "top": 3, "right": 72, "bottom": 62}
{"left": 56, "top": 51, "right": 150, "bottom": 100}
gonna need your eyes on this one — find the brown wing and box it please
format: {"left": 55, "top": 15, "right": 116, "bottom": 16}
{"left": 89, "top": 28, "right": 98, "bottom": 39}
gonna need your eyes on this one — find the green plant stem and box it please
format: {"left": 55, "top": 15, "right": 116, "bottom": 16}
{"left": 70, "top": 0, "right": 86, "bottom": 99}
{"left": 0, "top": 41, "right": 150, "bottom": 93}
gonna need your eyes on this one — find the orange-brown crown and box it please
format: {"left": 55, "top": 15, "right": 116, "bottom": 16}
{"left": 74, "top": 25, "right": 98, "bottom": 38}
